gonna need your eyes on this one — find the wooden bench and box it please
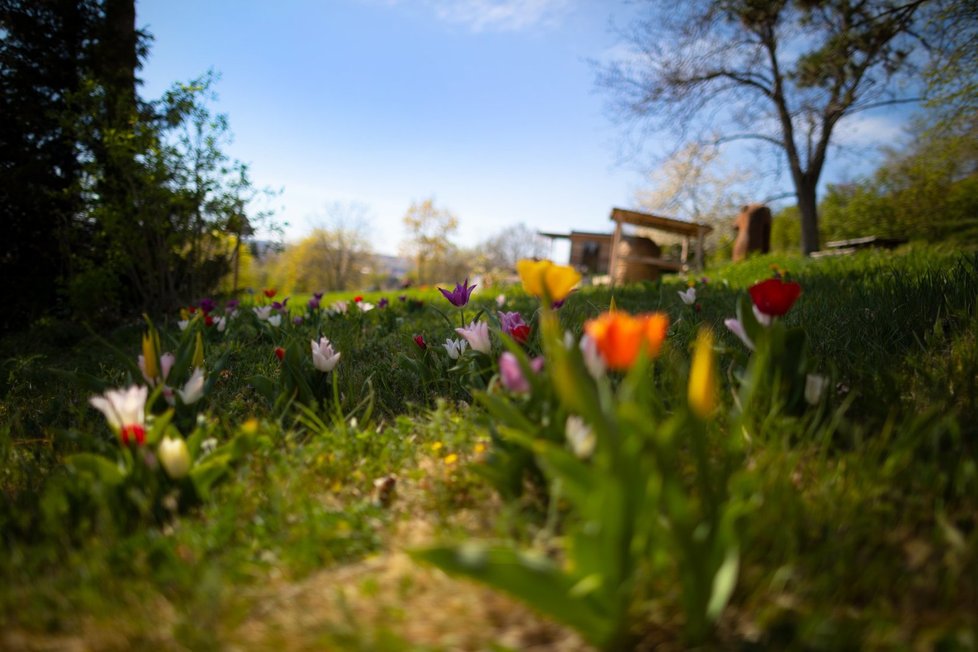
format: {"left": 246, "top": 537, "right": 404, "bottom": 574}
{"left": 810, "top": 235, "right": 908, "bottom": 258}
{"left": 616, "top": 255, "right": 684, "bottom": 272}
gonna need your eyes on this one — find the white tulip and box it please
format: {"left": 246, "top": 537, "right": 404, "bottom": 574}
{"left": 158, "top": 437, "right": 191, "bottom": 479}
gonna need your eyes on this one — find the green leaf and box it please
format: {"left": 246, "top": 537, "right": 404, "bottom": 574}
{"left": 532, "top": 440, "right": 596, "bottom": 510}
{"left": 189, "top": 454, "right": 232, "bottom": 499}
{"left": 65, "top": 453, "right": 126, "bottom": 486}
{"left": 412, "top": 545, "right": 615, "bottom": 648}
{"left": 706, "top": 545, "right": 740, "bottom": 621}
{"left": 247, "top": 374, "right": 277, "bottom": 403}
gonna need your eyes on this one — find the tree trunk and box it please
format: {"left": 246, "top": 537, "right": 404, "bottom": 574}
{"left": 797, "top": 179, "right": 821, "bottom": 255}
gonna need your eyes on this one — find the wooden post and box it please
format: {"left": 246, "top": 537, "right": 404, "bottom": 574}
{"left": 695, "top": 227, "right": 705, "bottom": 271}
{"left": 609, "top": 219, "right": 623, "bottom": 287}
{"left": 681, "top": 237, "right": 689, "bottom": 267}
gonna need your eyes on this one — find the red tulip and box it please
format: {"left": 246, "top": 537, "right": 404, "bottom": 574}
{"left": 274, "top": 346, "right": 285, "bottom": 361}
{"left": 749, "top": 278, "right": 802, "bottom": 317}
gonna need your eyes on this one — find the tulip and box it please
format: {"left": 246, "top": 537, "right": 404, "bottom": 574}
{"left": 583, "top": 311, "right": 669, "bottom": 370}
{"left": 274, "top": 346, "right": 285, "bottom": 361}
{"left": 579, "top": 334, "right": 606, "bottom": 379}
{"left": 254, "top": 306, "right": 274, "bottom": 321}
{"left": 414, "top": 334, "right": 427, "bottom": 350}
{"left": 456, "top": 320, "right": 491, "bottom": 354}
{"left": 752, "top": 304, "right": 772, "bottom": 327}
{"left": 159, "top": 352, "right": 175, "bottom": 381}
{"left": 267, "top": 314, "right": 282, "bottom": 328}
{"left": 565, "top": 415, "right": 596, "bottom": 459}
{"left": 378, "top": 297, "right": 389, "bottom": 309}
{"left": 438, "top": 278, "right": 477, "bottom": 307}
{"left": 141, "top": 331, "right": 160, "bottom": 382}
{"left": 805, "top": 373, "right": 828, "bottom": 405}
{"left": 443, "top": 338, "right": 468, "bottom": 360}
{"left": 357, "top": 301, "right": 375, "bottom": 312}
{"left": 158, "top": 436, "right": 191, "bottom": 479}
{"left": 177, "top": 319, "right": 190, "bottom": 331}
{"left": 498, "top": 311, "right": 531, "bottom": 344}
{"left": 311, "top": 337, "right": 341, "bottom": 372}
{"left": 499, "top": 352, "right": 544, "bottom": 393}
{"left": 678, "top": 287, "right": 697, "bottom": 305}
{"left": 177, "top": 367, "right": 205, "bottom": 404}
{"left": 749, "top": 278, "right": 802, "bottom": 317}
{"left": 688, "top": 328, "right": 718, "bottom": 418}
{"left": 89, "top": 385, "right": 148, "bottom": 446}
{"left": 192, "top": 332, "right": 204, "bottom": 369}
{"left": 198, "top": 298, "right": 216, "bottom": 314}
{"left": 264, "top": 288, "right": 277, "bottom": 298}
{"left": 516, "top": 259, "right": 581, "bottom": 303}
{"left": 724, "top": 318, "right": 755, "bottom": 351}
{"left": 216, "top": 316, "right": 227, "bottom": 332}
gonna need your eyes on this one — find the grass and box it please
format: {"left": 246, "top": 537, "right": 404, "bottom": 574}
{"left": 1, "top": 243, "right": 977, "bottom": 650}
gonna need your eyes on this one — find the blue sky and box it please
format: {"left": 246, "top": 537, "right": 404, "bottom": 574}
{"left": 136, "top": 0, "right": 908, "bottom": 256}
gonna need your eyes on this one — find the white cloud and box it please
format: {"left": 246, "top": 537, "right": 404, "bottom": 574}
{"left": 376, "top": 0, "right": 572, "bottom": 32}
{"left": 431, "top": 0, "right": 571, "bottom": 31}
{"left": 832, "top": 113, "right": 907, "bottom": 148}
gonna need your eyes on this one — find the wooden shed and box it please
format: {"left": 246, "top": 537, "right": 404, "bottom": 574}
{"left": 537, "top": 230, "right": 614, "bottom": 274}
{"left": 608, "top": 208, "right": 713, "bottom": 285}
{"left": 539, "top": 208, "right": 713, "bottom": 285}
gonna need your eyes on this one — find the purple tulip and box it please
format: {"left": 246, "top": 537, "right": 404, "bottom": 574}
{"left": 199, "top": 298, "right": 216, "bottom": 314}
{"left": 308, "top": 297, "right": 320, "bottom": 310}
{"left": 225, "top": 299, "right": 240, "bottom": 312}
{"left": 438, "top": 278, "right": 477, "bottom": 307}
{"left": 378, "top": 297, "right": 389, "bottom": 309}
{"left": 499, "top": 352, "right": 544, "bottom": 394}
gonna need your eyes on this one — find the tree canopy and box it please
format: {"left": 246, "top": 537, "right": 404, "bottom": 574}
{"left": 599, "top": 0, "right": 972, "bottom": 254}
{"left": 0, "top": 0, "right": 268, "bottom": 329}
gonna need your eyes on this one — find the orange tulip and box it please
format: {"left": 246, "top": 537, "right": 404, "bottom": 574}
{"left": 583, "top": 311, "right": 669, "bottom": 370}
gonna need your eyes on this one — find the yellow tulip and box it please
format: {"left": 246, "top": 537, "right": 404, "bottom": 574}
{"left": 192, "top": 331, "right": 205, "bottom": 369}
{"left": 516, "top": 259, "right": 581, "bottom": 303}
{"left": 516, "top": 259, "right": 551, "bottom": 297}
{"left": 141, "top": 331, "right": 159, "bottom": 381}
{"left": 688, "top": 328, "right": 718, "bottom": 419}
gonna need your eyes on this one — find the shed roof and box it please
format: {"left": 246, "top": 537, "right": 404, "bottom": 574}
{"left": 610, "top": 208, "right": 714, "bottom": 236}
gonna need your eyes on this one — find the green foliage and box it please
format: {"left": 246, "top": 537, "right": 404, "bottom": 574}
{"left": 1, "top": 249, "right": 977, "bottom": 648}
{"left": 770, "top": 205, "right": 802, "bottom": 253}
{"left": 818, "top": 114, "right": 978, "bottom": 244}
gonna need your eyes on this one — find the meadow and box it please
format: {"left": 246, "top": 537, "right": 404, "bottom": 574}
{"left": 1, "top": 244, "right": 976, "bottom": 651}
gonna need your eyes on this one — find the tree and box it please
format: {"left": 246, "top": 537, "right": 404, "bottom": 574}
{"left": 0, "top": 0, "right": 100, "bottom": 330}
{"left": 599, "top": 0, "right": 951, "bottom": 254}
{"left": 479, "top": 223, "right": 549, "bottom": 272}
{"left": 296, "top": 202, "right": 375, "bottom": 291}
{"left": 400, "top": 198, "right": 459, "bottom": 284}
{"left": 1, "top": 1, "right": 271, "bottom": 325}
{"left": 821, "top": 114, "right": 978, "bottom": 243}
{"left": 922, "top": 0, "right": 978, "bottom": 133}
{"left": 635, "top": 141, "right": 752, "bottom": 257}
